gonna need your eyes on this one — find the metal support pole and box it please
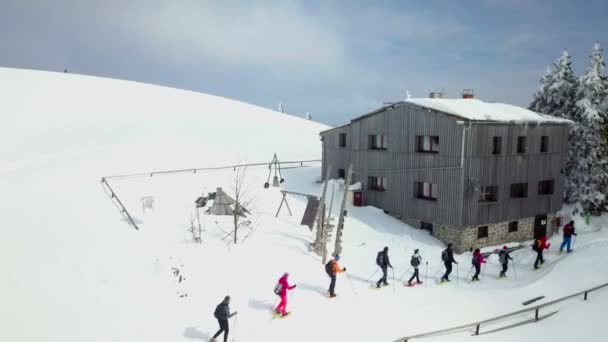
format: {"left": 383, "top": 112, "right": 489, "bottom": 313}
{"left": 284, "top": 195, "right": 293, "bottom": 216}
{"left": 275, "top": 192, "right": 286, "bottom": 217}
{"left": 475, "top": 324, "right": 480, "bottom": 335}
{"left": 584, "top": 292, "right": 588, "bottom": 300}
{"left": 534, "top": 308, "right": 539, "bottom": 321}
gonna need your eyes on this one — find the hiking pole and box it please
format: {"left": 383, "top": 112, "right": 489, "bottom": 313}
{"left": 392, "top": 268, "right": 396, "bottom": 293}
{"left": 572, "top": 235, "right": 577, "bottom": 251}
{"left": 456, "top": 263, "right": 460, "bottom": 286}
{"left": 431, "top": 264, "right": 444, "bottom": 279}
{"left": 232, "top": 314, "right": 238, "bottom": 342}
{"left": 511, "top": 259, "right": 517, "bottom": 280}
{"left": 398, "top": 266, "right": 412, "bottom": 281}
{"left": 465, "top": 266, "right": 474, "bottom": 280}
{"left": 365, "top": 268, "right": 380, "bottom": 283}
{"left": 425, "top": 262, "right": 429, "bottom": 287}
{"left": 481, "top": 263, "right": 487, "bottom": 280}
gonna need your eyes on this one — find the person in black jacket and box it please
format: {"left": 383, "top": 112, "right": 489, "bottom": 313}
{"left": 211, "top": 296, "right": 237, "bottom": 342}
{"left": 498, "top": 246, "right": 514, "bottom": 278}
{"left": 441, "top": 244, "right": 458, "bottom": 282}
{"left": 376, "top": 246, "right": 393, "bottom": 288}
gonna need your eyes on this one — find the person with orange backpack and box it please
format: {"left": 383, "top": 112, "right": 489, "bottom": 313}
{"left": 325, "top": 255, "right": 346, "bottom": 298}
{"left": 559, "top": 220, "right": 577, "bottom": 253}
{"left": 533, "top": 235, "right": 551, "bottom": 270}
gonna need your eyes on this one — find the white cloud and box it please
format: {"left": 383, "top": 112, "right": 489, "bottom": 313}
{"left": 103, "top": 1, "right": 348, "bottom": 77}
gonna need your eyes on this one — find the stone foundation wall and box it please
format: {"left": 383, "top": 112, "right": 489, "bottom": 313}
{"left": 400, "top": 216, "right": 422, "bottom": 230}
{"left": 402, "top": 214, "right": 556, "bottom": 254}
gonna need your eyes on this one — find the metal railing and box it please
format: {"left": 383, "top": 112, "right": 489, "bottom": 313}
{"left": 393, "top": 282, "right": 608, "bottom": 342}
{"left": 102, "top": 159, "right": 321, "bottom": 180}
{"left": 101, "top": 177, "right": 139, "bottom": 230}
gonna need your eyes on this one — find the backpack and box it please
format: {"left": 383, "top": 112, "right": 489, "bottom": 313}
{"left": 273, "top": 282, "right": 282, "bottom": 296}
{"left": 376, "top": 252, "right": 384, "bottom": 266}
{"left": 532, "top": 240, "right": 540, "bottom": 251}
{"left": 213, "top": 304, "right": 223, "bottom": 319}
{"left": 499, "top": 251, "right": 507, "bottom": 264}
{"left": 441, "top": 250, "right": 448, "bottom": 262}
{"left": 325, "top": 260, "right": 333, "bottom": 276}
{"left": 410, "top": 255, "right": 420, "bottom": 267}
{"left": 472, "top": 254, "right": 479, "bottom": 265}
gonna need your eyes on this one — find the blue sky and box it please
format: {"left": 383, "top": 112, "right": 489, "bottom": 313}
{"left": 1, "top": 0, "right": 606, "bottom": 126}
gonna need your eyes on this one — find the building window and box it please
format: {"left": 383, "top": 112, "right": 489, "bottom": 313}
{"left": 510, "top": 183, "right": 528, "bottom": 198}
{"left": 508, "top": 221, "right": 518, "bottom": 233}
{"left": 477, "top": 226, "right": 489, "bottom": 239}
{"left": 368, "top": 176, "right": 387, "bottom": 191}
{"left": 368, "top": 134, "right": 388, "bottom": 150}
{"left": 538, "top": 180, "right": 554, "bottom": 195}
{"left": 479, "top": 185, "right": 498, "bottom": 202}
{"left": 338, "top": 169, "right": 345, "bottom": 179}
{"left": 416, "top": 136, "right": 439, "bottom": 153}
{"left": 492, "top": 137, "right": 502, "bottom": 155}
{"left": 339, "top": 133, "right": 347, "bottom": 147}
{"left": 415, "top": 182, "right": 438, "bottom": 201}
{"left": 540, "top": 136, "right": 549, "bottom": 153}
{"left": 517, "top": 136, "right": 527, "bottom": 154}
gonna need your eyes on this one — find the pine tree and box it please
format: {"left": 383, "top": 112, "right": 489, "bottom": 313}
{"left": 569, "top": 42, "right": 608, "bottom": 213}
{"left": 530, "top": 66, "right": 556, "bottom": 114}
{"left": 530, "top": 49, "right": 577, "bottom": 119}
{"left": 531, "top": 50, "right": 578, "bottom": 203}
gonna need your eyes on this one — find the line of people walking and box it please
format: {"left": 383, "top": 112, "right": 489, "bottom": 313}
{"left": 209, "top": 221, "right": 579, "bottom": 341}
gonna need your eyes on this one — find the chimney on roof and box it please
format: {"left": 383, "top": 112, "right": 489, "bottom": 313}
{"left": 462, "top": 89, "right": 474, "bottom": 99}
{"left": 429, "top": 92, "right": 445, "bottom": 99}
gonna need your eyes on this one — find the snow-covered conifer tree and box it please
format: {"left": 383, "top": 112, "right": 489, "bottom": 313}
{"left": 531, "top": 50, "right": 579, "bottom": 202}
{"left": 530, "top": 49, "right": 577, "bottom": 119}
{"left": 569, "top": 42, "right": 608, "bottom": 212}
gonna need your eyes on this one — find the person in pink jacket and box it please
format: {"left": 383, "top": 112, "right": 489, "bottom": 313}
{"left": 471, "top": 248, "right": 487, "bottom": 282}
{"left": 275, "top": 272, "right": 296, "bottom": 316}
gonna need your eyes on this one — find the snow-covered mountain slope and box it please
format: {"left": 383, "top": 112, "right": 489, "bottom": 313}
{"left": 0, "top": 67, "right": 327, "bottom": 172}
{"left": 1, "top": 68, "right": 607, "bottom": 342}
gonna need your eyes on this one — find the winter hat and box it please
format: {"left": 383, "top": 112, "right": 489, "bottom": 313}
{"left": 284, "top": 272, "right": 289, "bottom": 276}
{"left": 414, "top": 249, "right": 419, "bottom": 253}
{"left": 334, "top": 255, "right": 341, "bottom": 260}
{"left": 503, "top": 246, "right": 508, "bottom": 250}
{"left": 447, "top": 243, "right": 453, "bottom": 248}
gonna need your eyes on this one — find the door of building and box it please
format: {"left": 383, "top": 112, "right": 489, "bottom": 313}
{"left": 534, "top": 214, "right": 548, "bottom": 239}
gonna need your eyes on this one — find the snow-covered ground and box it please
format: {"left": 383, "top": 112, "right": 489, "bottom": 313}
{"left": 2, "top": 68, "right": 607, "bottom": 342}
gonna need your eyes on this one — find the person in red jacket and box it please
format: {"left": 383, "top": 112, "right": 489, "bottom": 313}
{"left": 471, "top": 248, "right": 487, "bottom": 281}
{"left": 533, "top": 235, "right": 551, "bottom": 269}
{"left": 275, "top": 272, "right": 296, "bottom": 316}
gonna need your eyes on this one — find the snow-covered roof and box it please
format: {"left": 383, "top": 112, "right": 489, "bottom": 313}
{"left": 406, "top": 98, "right": 572, "bottom": 124}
